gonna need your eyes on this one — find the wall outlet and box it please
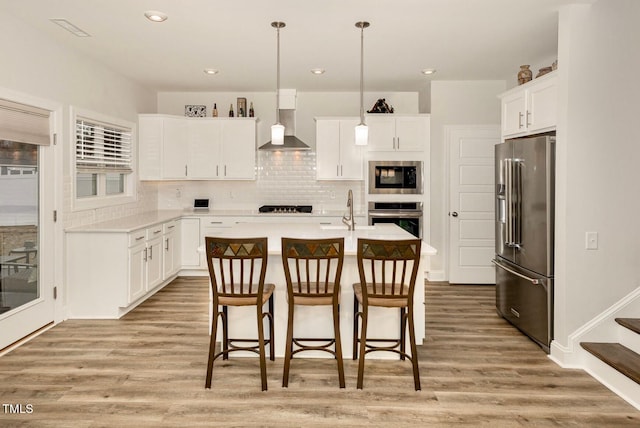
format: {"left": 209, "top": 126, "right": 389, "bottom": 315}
{"left": 585, "top": 231, "right": 598, "bottom": 250}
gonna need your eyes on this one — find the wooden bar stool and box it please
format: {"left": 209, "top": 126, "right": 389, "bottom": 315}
{"left": 353, "top": 238, "right": 422, "bottom": 390}
{"left": 204, "top": 236, "right": 275, "bottom": 391}
{"left": 281, "top": 237, "right": 345, "bottom": 388}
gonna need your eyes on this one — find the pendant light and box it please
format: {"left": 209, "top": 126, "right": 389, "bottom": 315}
{"left": 355, "top": 21, "right": 370, "bottom": 146}
{"left": 271, "top": 21, "right": 285, "bottom": 146}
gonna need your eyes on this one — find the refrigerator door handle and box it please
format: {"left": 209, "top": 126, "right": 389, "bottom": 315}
{"left": 515, "top": 159, "right": 523, "bottom": 248}
{"left": 492, "top": 259, "right": 540, "bottom": 285}
{"left": 505, "top": 158, "right": 513, "bottom": 246}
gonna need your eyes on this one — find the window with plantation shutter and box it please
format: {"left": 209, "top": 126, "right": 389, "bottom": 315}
{"left": 75, "top": 118, "right": 132, "bottom": 172}
{"left": 71, "top": 107, "right": 137, "bottom": 211}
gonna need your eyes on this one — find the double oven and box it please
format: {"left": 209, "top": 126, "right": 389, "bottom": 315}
{"left": 367, "top": 160, "right": 423, "bottom": 238}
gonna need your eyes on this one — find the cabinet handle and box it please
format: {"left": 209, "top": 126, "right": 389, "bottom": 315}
{"left": 165, "top": 238, "right": 169, "bottom": 251}
{"left": 167, "top": 225, "right": 175, "bottom": 230}
{"left": 336, "top": 165, "right": 339, "bottom": 176}
{"left": 340, "top": 165, "right": 343, "bottom": 176}
{"left": 148, "top": 246, "right": 153, "bottom": 260}
{"left": 135, "top": 236, "right": 144, "bottom": 241}
{"left": 216, "top": 165, "right": 219, "bottom": 176}
{"left": 397, "top": 137, "right": 400, "bottom": 150}
{"left": 209, "top": 221, "right": 223, "bottom": 224}
{"left": 185, "top": 165, "right": 188, "bottom": 176}
{"left": 224, "top": 165, "right": 227, "bottom": 176}
{"left": 393, "top": 137, "right": 396, "bottom": 149}
{"left": 518, "top": 112, "right": 524, "bottom": 129}
{"left": 526, "top": 110, "right": 531, "bottom": 127}
{"left": 154, "top": 229, "right": 161, "bottom": 234}
{"left": 144, "top": 248, "right": 148, "bottom": 262}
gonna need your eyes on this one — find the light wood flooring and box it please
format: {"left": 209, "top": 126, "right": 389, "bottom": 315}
{"left": 0, "top": 277, "right": 638, "bottom": 427}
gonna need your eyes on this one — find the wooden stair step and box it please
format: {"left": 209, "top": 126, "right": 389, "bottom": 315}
{"left": 581, "top": 342, "right": 640, "bottom": 384}
{"left": 616, "top": 317, "right": 640, "bottom": 335}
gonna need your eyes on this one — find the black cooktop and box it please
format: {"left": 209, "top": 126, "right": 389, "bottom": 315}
{"left": 259, "top": 205, "right": 313, "bottom": 214}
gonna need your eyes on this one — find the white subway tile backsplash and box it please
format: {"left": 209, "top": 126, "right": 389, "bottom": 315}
{"left": 156, "top": 150, "right": 363, "bottom": 212}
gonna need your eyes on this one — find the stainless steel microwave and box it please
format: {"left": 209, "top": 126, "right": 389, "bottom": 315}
{"left": 368, "top": 161, "right": 423, "bottom": 194}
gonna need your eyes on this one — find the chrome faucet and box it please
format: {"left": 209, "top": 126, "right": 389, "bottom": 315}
{"left": 342, "top": 189, "right": 355, "bottom": 231}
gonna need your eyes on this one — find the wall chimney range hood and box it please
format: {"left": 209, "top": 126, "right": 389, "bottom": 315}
{"left": 259, "top": 90, "right": 310, "bottom": 151}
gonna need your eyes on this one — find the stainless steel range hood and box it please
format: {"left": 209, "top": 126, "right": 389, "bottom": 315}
{"left": 259, "top": 90, "right": 310, "bottom": 151}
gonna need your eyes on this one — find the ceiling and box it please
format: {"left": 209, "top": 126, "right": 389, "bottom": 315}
{"left": 0, "top": 0, "right": 587, "bottom": 93}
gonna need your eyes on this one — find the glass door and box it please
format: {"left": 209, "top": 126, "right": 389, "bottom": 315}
{"left": 0, "top": 140, "right": 54, "bottom": 351}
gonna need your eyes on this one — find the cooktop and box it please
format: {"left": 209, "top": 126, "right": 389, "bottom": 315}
{"left": 258, "top": 205, "right": 313, "bottom": 214}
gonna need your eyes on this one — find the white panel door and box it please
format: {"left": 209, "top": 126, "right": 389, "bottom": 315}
{"left": 221, "top": 119, "right": 256, "bottom": 179}
{"left": 448, "top": 126, "right": 499, "bottom": 284}
{"left": 189, "top": 120, "right": 221, "bottom": 179}
{"left": 162, "top": 117, "right": 189, "bottom": 179}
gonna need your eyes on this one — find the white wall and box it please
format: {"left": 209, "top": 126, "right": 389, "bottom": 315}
{"left": 0, "top": 12, "right": 157, "bottom": 229}
{"left": 553, "top": 0, "right": 640, "bottom": 348}
{"left": 429, "top": 81, "right": 505, "bottom": 277}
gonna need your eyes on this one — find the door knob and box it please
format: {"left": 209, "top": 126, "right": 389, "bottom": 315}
{"left": 451, "top": 212, "right": 458, "bottom": 217}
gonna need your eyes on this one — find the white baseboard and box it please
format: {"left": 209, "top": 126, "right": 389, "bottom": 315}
{"left": 426, "top": 270, "right": 446, "bottom": 282}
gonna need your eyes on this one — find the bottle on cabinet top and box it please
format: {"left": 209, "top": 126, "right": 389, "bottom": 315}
{"left": 212, "top": 103, "right": 218, "bottom": 117}
{"left": 249, "top": 102, "right": 255, "bottom": 118}
{"left": 228, "top": 104, "right": 234, "bottom": 117}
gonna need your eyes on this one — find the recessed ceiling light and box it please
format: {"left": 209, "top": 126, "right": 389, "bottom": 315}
{"left": 50, "top": 19, "right": 91, "bottom": 37}
{"left": 421, "top": 68, "right": 436, "bottom": 75}
{"left": 311, "top": 68, "right": 325, "bottom": 75}
{"left": 144, "top": 11, "right": 168, "bottom": 22}
{"left": 204, "top": 69, "right": 219, "bottom": 75}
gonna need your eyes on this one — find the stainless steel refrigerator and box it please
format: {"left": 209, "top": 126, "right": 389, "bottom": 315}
{"left": 493, "top": 134, "right": 555, "bottom": 352}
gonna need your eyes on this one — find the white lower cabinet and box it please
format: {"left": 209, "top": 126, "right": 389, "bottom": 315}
{"left": 66, "top": 219, "right": 180, "bottom": 319}
{"left": 162, "top": 220, "right": 180, "bottom": 279}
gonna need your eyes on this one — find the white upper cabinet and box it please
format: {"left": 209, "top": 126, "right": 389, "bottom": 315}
{"left": 316, "top": 118, "right": 364, "bottom": 180}
{"left": 138, "top": 115, "right": 256, "bottom": 180}
{"left": 500, "top": 71, "right": 557, "bottom": 138}
{"left": 367, "top": 115, "right": 429, "bottom": 152}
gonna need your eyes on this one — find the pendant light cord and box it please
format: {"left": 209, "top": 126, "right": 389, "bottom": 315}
{"left": 359, "top": 24, "right": 364, "bottom": 124}
{"left": 276, "top": 24, "right": 281, "bottom": 124}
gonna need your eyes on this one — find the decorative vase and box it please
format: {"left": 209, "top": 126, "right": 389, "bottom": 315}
{"left": 536, "top": 67, "right": 553, "bottom": 78}
{"left": 517, "top": 65, "right": 532, "bottom": 85}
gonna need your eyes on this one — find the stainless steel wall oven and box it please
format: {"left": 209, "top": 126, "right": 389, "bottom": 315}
{"left": 368, "top": 161, "right": 423, "bottom": 194}
{"left": 368, "top": 202, "right": 423, "bottom": 238}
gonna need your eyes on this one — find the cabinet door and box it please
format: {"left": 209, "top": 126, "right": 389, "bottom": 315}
{"left": 316, "top": 120, "right": 341, "bottom": 179}
{"left": 146, "top": 237, "right": 163, "bottom": 290}
{"left": 395, "top": 116, "right": 427, "bottom": 151}
{"left": 138, "top": 116, "right": 163, "bottom": 180}
{"left": 189, "top": 120, "right": 222, "bottom": 179}
{"left": 367, "top": 116, "right": 396, "bottom": 151}
{"left": 501, "top": 91, "right": 527, "bottom": 137}
{"left": 338, "top": 119, "right": 364, "bottom": 179}
{"left": 163, "top": 231, "right": 177, "bottom": 279}
{"left": 221, "top": 120, "right": 256, "bottom": 179}
{"left": 527, "top": 76, "right": 557, "bottom": 133}
{"left": 180, "top": 218, "right": 200, "bottom": 268}
{"left": 162, "top": 117, "right": 189, "bottom": 179}
{"left": 128, "top": 244, "right": 147, "bottom": 304}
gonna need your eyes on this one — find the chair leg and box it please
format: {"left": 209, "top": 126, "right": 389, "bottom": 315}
{"left": 333, "top": 302, "right": 346, "bottom": 388}
{"left": 256, "top": 304, "right": 268, "bottom": 391}
{"left": 356, "top": 307, "right": 368, "bottom": 389}
{"left": 268, "top": 294, "right": 275, "bottom": 361}
{"left": 400, "top": 308, "right": 406, "bottom": 361}
{"left": 222, "top": 305, "right": 229, "bottom": 360}
{"left": 407, "top": 307, "right": 421, "bottom": 391}
{"left": 205, "top": 304, "right": 220, "bottom": 389}
{"left": 353, "top": 297, "right": 359, "bottom": 360}
{"left": 282, "top": 300, "right": 295, "bottom": 387}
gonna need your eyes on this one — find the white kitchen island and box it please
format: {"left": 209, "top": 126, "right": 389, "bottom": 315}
{"left": 203, "top": 222, "right": 437, "bottom": 359}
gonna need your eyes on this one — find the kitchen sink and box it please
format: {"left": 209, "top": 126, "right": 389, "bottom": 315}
{"left": 320, "top": 225, "right": 376, "bottom": 230}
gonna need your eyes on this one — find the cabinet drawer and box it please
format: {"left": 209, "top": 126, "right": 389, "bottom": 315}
{"left": 146, "top": 225, "right": 163, "bottom": 240}
{"left": 163, "top": 220, "right": 178, "bottom": 234}
{"left": 128, "top": 229, "right": 147, "bottom": 246}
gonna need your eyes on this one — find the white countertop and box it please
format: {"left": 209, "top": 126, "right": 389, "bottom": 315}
{"left": 201, "top": 222, "right": 437, "bottom": 256}
{"left": 65, "top": 209, "right": 365, "bottom": 233}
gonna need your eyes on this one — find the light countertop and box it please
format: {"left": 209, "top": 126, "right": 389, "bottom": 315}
{"left": 200, "top": 222, "right": 437, "bottom": 256}
{"left": 65, "top": 209, "right": 365, "bottom": 233}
